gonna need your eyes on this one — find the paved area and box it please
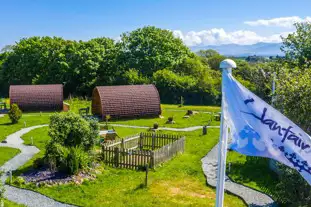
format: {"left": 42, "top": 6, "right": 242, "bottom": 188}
{"left": 0, "top": 125, "right": 75, "bottom": 207}
{"left": 201, "top": 144, "right": 277, "bottom": 207}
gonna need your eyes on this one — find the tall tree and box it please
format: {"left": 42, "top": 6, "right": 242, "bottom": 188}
{"left": 117, "top": 26, "right": 191, "bottom": 76}
{"left": 281, "top": 22, "right": 311, "bottom": 67}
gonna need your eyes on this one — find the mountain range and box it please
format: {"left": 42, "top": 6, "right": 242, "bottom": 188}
{"left": 190, "top": 42, "right": 283, "bottom": 57}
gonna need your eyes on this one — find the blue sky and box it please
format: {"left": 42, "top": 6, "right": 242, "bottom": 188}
{"left": 1, "top": 0, "right": 310, "bottom": 49}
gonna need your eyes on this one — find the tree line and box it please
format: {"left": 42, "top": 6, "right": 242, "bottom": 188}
{"left": 0, "top": 26, "right": 273, "bottom": 105}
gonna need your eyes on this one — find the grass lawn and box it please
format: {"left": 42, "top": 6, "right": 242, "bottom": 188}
{"left": 162, "top": 104, "right": 220, "bottom": 112}
{"left": 110, "top": 110, "right": 220, "bottom": 128}
{"left": 227, "top": 151, "right": 278, "bottom": 198}
{"left": 12, "top": 127, "right": 245, "bottom": 207}
{"left": 0, "top": 114, "right": 50, "bottom": 142}
{"left": 3, "top": 199, "right": 26, "bottom": 207}
{"left": 0, "top": 147, "right": 20, "bottom": 166}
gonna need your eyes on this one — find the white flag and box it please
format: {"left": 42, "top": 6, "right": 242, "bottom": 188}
{"left": 223, "top": 71, "right": 311, "bottom": 184}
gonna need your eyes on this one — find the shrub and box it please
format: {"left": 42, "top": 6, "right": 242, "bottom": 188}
{"left": 48, "top": 112, "right": 99, "bottom": 151}
{"left": 67, "top": 147, "right": 92, "bottom": 175}
{"left": 45, "top": 113, "right": 98, "bottom": 174}
{"left": 153, "top": 123, "right": 159, "bottom": 129}
{"left": 168, "top": 117, "right": 174, "bottom": 122}
{"left": 12, "top": 176, "right": 25, "bottom": 186}
{"left": 8, "top": 104, "right": 22, "bottom": 124}
{"left": 44, "top": 142, "right": 69, "bottom": 171}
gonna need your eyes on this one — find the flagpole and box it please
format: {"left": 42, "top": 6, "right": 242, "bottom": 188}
{"left": 216, "top": 59, "right": 236, "bottom": 207}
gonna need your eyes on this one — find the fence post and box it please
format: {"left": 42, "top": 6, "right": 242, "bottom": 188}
{"left": 121, "top": 138, "right": 125, "bottom": 150}
{"left": 139, "top": 133, "right": 143, "bottom": 150}
{"left": 145, "top": 164, "right": 149, "bottom": 187}
{"left": 114, "top": 148, "right": 119, "bottom": 167}
{"left": 152, "top": 133, "right": 155, "bottom": 150}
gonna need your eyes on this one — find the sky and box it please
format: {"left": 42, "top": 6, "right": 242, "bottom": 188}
{"left": 0, "top": 0, "right": 311, "bottom": 49}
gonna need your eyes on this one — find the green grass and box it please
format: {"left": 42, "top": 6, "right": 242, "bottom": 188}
{"left": 227, "top": 151, "right": 278, "bottom": 197}
{"left": 0, "top": 114, "right": 50, "bottom": 142}
{"left": 110, "top": 110, "right": 219, "bottom": 128}
{"left": 3, "top": 199, "right": 26, "bottom": 207}
{"left": 0, "top": 147, "right": 20, "bottom": 166}
{"left": 162, "top": 104, "right": 220, "bottom": 112}
{"left": 13, "top": 128, "right": 245, "bottom": 207}
{"left": 65, "top": 97, "right": 92, "bottom": 114}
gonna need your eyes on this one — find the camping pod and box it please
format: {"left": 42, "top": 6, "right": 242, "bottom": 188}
{"left": 10, "top": 84, "right": 64, "bottom": 112}
{"left": 92, "top": 84, "right": 161, "bottom": 119}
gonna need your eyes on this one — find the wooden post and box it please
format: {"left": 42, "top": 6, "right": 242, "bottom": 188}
{"left": 202, "top": 126, "right": 207, "bottom": 135}
{"left": 152, "top": 133, "right": 155, "bottom": 150}
{"left": 114, "top": 148, "right": 119, "bottom": 167}
{"left": 145, "top": 164, "right": 149, "bottom": 187}
{"left": 121, "top": 139, "right": 125, "bottom": 150}
{"left": 139, "top": 133, "right": 143, "bottom": 150}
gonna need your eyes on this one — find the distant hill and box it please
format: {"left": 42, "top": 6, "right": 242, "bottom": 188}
{"left": 191, "top": 42, "right": 283, "bottom": 57}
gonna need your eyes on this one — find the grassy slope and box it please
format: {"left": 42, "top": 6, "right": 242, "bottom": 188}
{"left": 16, "top": 127, "right": 245, "bottom": 207}
{"left": 0, "top": 147, "right": 20, "bottom": 166}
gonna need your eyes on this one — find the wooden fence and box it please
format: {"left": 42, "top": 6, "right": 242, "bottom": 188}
{"left": 101, "top": 147, "right": 152, "bottom": 169}
{"left": 153, "top": 136, "right": 185, "bottom": 166}
{"left": 101, "top": 133, "right": 185, "bottom": 169}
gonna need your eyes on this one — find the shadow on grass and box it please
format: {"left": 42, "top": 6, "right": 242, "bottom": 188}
{"left": 227, "top": 157, "right": 279, "bottom": 198}
{"left": 0, "top": 122, "right": 14, "bottom": 126}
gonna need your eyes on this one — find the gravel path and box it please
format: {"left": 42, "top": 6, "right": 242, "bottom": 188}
{"left": 201, "top": 144, "right": 277, "bottom": 207}
{"left": 0, "top": 125, "right": 75, "bottom": 207}
{"left": 109, "top": 124, "right": 220, "bottom": 131}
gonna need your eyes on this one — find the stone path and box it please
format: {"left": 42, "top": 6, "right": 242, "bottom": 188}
{"left": 201, "top": 144, "right": 277, "bottom": 207}
{"left": 109, "top": 124, "right": 220, "bottom": 131}
{"left": 0, "top": 125, "right": 75, "bottom": 207}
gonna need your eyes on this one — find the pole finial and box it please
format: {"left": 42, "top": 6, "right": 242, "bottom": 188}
{"left": 220, "top": 59, "right": 237, "bottom": 70}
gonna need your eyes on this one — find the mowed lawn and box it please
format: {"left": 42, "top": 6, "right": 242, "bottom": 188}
{"left": 3, "top": 199, "right": 26, "bottom": 207}
{"left": 0, "top": 114, "right": 50, "bottom": 142}
{"left": 110, "top": 105, "right": 220, "bottom": 128}
{"left": 14, "top": 127, "right": 245, "bottom": 207}
{"left": 0, "top": 147, "right": 20, "bottom": 166}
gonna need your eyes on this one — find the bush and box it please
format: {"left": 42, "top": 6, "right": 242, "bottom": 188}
{"left": 8, "top": 104, "right": 22, "bottom": 124}
{"left": 44, "top": 142, "right": 69, "bottom": 171}
{"left": 12, "top": 176, "right": 25, "bottom": 186}
{"left": 153, "top": 123, "right": 159, "bottom": 129}
{"left": 67, "top": 147, "right": 92, "bottom": 175}
{"left": 45, "top": 112, "right": 99, "bottom": 174}
{"left": 48, "top": 112, "right": 99, "bottom": 151}
{"left": 168, "top": 117, "right": 174, "bottom": 122}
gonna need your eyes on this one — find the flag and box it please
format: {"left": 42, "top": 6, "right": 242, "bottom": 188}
{"left": 223, "top": 70, "right": 311, "bottom": 184}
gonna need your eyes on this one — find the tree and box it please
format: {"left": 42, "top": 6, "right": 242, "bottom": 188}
{"left": 281, "top": 22, "right": 311, "bottom": 67}
{"left": 117, "top": 26, "right": 192, "bottom": 76}
{"left": 0, "top": 37, "right": 118, "bottom": 96}
{"left": 121, "top": 69, "right": 149, "bottom": 85}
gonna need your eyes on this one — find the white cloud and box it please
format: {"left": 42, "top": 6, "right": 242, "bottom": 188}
{"left": 173, "top": 28, "right": 290, "bottom": 46}
{"left": 244, "top": 16, "right": 311, "bottom": 28}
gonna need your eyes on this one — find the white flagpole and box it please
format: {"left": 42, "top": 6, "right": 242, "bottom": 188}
{"left": 215, "top": 59, "right": 236, "bottom": 207}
